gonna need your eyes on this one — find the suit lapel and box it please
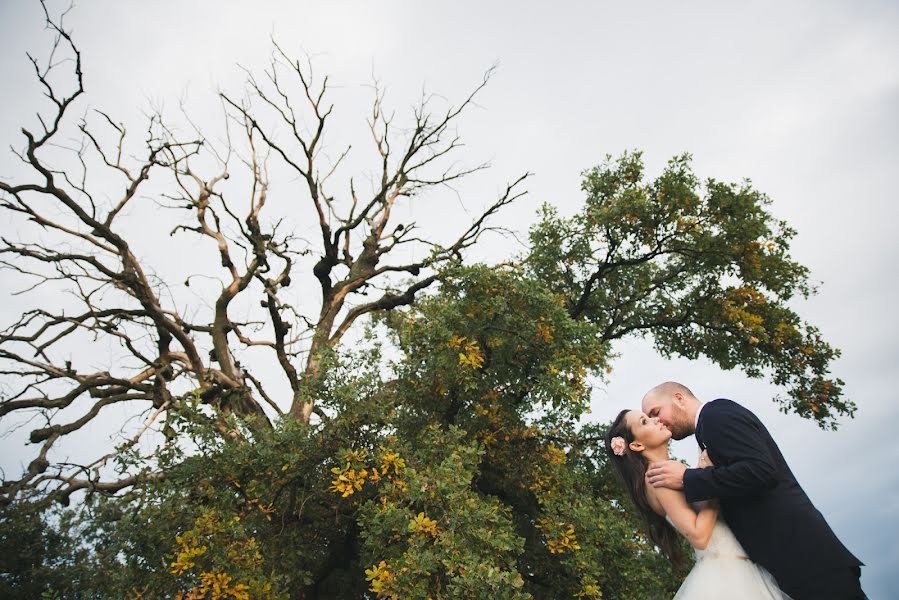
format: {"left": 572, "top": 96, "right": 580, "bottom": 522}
{"left": 695, "top": 410, "right": 706, "bottom": 450}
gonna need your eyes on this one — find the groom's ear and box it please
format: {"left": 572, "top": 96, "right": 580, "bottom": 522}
{"left": 672, "top": 392, "right": 685, "bottom": 408}
{"left": 628, "top": 440, "right": 645, "bottom": 453}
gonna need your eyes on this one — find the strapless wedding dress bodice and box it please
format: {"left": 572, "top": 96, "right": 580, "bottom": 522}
{"left": 673, "top": 519, "right": 790, "bottom": 599}
{"left": 694, "top": 518, "right": 751, "bottom": 561}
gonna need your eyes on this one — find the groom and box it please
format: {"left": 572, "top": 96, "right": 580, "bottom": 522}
{"left": 642, "top": 382, "right": 864, "bottom": 600}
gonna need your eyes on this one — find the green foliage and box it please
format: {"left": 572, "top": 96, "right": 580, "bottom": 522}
{"left": 2, "top": 153, "right": 850, "bottom": 598}
{"left": 0, "top": 503, "right": 94, "bottom": 599}
{"left": 357, "top": 426, "right": 528, "bottom": 599}
{"left": 528, "top": 152, "right": 852, "bottom": 427}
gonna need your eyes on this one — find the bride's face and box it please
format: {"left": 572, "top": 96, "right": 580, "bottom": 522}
{"left": 625, "top": 410, "right": 672, "bottom": 451}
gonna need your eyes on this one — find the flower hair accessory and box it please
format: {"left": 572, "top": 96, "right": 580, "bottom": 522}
{"left": 610, "top": 436, "right": 627, "bottom": 456}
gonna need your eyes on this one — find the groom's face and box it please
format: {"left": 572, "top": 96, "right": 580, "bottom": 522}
{"left": 642, "top": 393, "right": 694, "bottom": 440}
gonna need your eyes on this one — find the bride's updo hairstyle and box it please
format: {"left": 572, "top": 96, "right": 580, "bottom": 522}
{"left": 605, "top": 409, "right": 686, "bottom": 569}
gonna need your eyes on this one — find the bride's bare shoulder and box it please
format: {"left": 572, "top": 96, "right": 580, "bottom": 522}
{"left": 644, "top": 482, "right": 667, "bottom": 517}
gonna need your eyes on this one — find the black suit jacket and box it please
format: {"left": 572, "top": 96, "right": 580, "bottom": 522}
{"left": 683, "top": 399, "right": 861, "bottom": 596}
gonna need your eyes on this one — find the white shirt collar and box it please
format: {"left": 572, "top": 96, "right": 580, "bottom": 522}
{"left": 694, "top": 401, "right": 705, "bottom": 432}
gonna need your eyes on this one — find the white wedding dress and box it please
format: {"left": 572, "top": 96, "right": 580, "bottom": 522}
{"left": 673, "top": 518, "right": 790, "bottom": 599}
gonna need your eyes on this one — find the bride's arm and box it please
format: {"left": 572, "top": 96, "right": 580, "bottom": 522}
{"left": 651, "top": 486, "right": 718, "bottom": 550}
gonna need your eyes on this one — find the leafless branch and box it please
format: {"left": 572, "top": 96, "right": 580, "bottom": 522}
{"left": 1, "top": 9, "right": 525, "bottom": 505}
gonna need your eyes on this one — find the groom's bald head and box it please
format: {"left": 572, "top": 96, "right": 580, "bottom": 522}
{"left": 641, "top": 381, "right": 700, "bottom": 440}
{"left": 644, "top": 382, "right": 695, "bottom": 402}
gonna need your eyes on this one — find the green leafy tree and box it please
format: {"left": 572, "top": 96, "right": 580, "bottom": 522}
{"left": 1, "top": 5, "right": 852, "bottom": 600}
{"left": 528, "top": 151, "right": 850, "bottom": 423}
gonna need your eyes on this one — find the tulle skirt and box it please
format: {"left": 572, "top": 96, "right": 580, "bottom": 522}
{"left": 673, "top": 552, "right": 788, "bottom": 599}
{"left": 673, "top": 520, "right": 789, "bottom": 599}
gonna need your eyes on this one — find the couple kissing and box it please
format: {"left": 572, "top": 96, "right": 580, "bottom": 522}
{"left": 606, "top": 382, "right": 864, "bottom": 600}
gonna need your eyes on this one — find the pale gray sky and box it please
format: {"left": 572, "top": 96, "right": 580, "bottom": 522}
{"left": 1, "top": 1, "right": 897, "bottom": 597}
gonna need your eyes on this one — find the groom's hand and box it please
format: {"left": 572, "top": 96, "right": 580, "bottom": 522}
{"left": 646, "top": 460, "right": 687, "bottom": 490}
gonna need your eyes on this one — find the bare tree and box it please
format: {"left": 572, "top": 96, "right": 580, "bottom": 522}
{"left": 0, "top": 3, "right": 528, "bottom": 506}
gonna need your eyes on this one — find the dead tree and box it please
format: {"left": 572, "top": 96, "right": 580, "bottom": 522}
{"left": 0, "top": 3, "right": 528, "bottom": 506}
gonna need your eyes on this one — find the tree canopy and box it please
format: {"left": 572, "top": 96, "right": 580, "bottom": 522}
{"left": 0, "top": 5, "right": 853, "bottom": 599}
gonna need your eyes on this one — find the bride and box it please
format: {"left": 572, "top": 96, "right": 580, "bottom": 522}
{"left": 605, "top": 409, "right": 789, "bottom": 599}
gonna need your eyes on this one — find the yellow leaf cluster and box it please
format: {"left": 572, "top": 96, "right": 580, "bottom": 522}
{"left": 537, "top": 519, "right": 581, "bottom": 554}
{"left": 448, "top": 335, "right": 485, "bottom": 369}
{"left": 528, "top": 473, "right": 551, "bottom": 495}
{"left": 528, "top": 471, "right": 563, "bottom": 503}
{"left": 247, "top": 498, "right": 275, "bottom": 520}
{"left": 536, "top": 318, "right": 554, "bottom": 344}
{"left": 197, "top": 571, "right": 249, "bottom": 600}
{"left": 379, "top": 447, "right": 406, "bottom": 476}
{"left": 547, "top": 524, "right": 581, "bottom": 554}
{"left": 543, "top": 444, "right": 566, "bottom": 465}
{"left": 225, "top": 537, "right": 262, "bottom": 567}
{"left": 329, "top": 466, "right": 368, "bottom": 497}
{"left": 341, "top": 448, "right": 369, "bottom": 464}
{"left": 170, "top": 540, "right": 207, "bottom": 575}
{"left": 365, "top": 560, "right": 398, "bottom": 598}
{"left": 742, "top": 241, "right": 764, "bottom": 274}
{"left": 329, "top": 447, "right": 376, "bottom": 497}
{"left": 169, "top": 510, "right": 266, "bottom": 600}
{"left": 409, "top": 512, "right": 440, "bottom": 538}
{"left": 447, "top": 334, "right": 466, "bottom": 349}
{"left": 772, "top": 322, "right": 798, "bottom": 348}
{"left": 170, "top": 511, "right": 221, "bottom": 575}
{"left": 479, "top": 430, "right": 498, "bottom": 447}
{"left": 721, "top": 286, "right": 766, "bottom": 336}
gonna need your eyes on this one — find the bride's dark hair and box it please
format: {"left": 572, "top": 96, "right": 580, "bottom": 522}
{"left": 605, "top": 409, "right": 686, "bottom": 569}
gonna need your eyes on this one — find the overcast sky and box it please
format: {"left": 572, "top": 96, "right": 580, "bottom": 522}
{"left": 1, "top": 1, "right": 897, "bottom": 597}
